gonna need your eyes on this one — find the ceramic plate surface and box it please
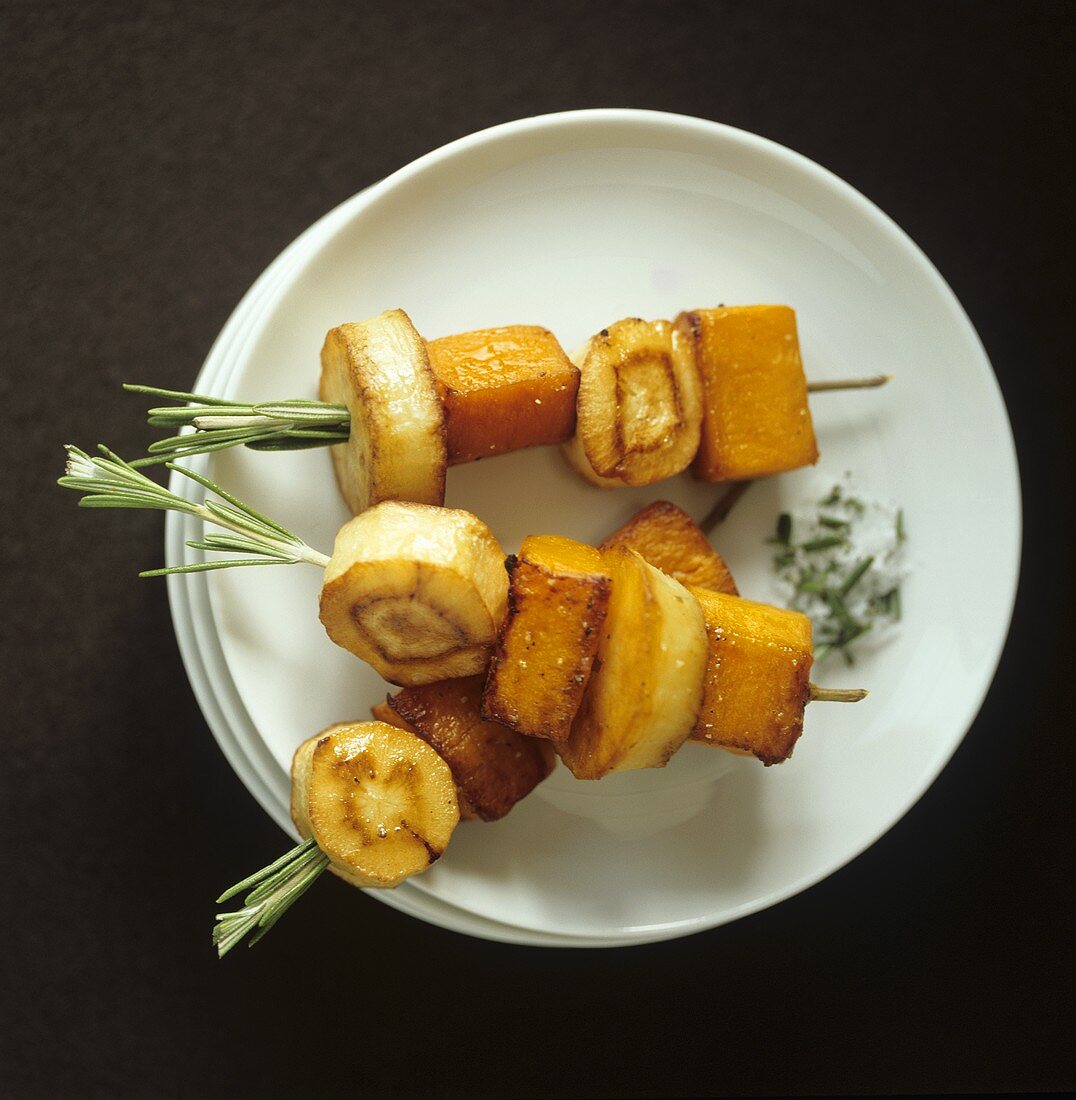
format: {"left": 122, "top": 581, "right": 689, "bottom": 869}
{"left": 172, "top": 110, "right": 1020, "bottom": 944}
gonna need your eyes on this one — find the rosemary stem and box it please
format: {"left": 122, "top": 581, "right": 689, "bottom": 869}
{"left": 192, "top": 414, "right": 300, "bottom": 431}
{"left": 699, "top": 480, "right": 753, "bottom": 533}
{"left": 808, "top": 683, "right": 869, "bottom": 703}
{"left": 59, "top": 445, "right": 330, "bottom": 575}
{"left": 187, "top": 500, "right": 329, "bottom": 567}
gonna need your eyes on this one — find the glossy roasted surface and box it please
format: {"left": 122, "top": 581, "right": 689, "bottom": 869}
{"left": 683, "top": 304, "right": 819, "bottom": 482}
{"left": 388, "top": 676, "right": 555, "bottom": 821}
{"left": 483, "top": 534, "right": 611, "bottom": 742}
{"left": 427, "top": 324, "right": 578, "bottom": 464}
{"left": 690, "top": 588, "right": 813, "bottom": 764}
{"left": 601, "top": 499, "right": 738, "bottom": 595}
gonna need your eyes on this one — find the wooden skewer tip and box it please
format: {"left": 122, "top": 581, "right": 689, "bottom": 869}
{"left": 808, "top": 684, "right": 869, "bottom": 703}
{"left": 807, "top": 374, "right": 891, "bottom": 393}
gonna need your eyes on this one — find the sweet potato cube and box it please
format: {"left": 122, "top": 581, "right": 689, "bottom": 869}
{"left": 387, "top": 676, "right": 555, "bottom": 822}
{"left": 678, "top": 305, "right": 819, "bottom": 482}
{"left": 483, "top": 535, "right": 611, "bottom": 742}
{"left": 600, "top": 500, "right": 738, "bottom": 595}
{"left": 690, "top": 587, "right": 813, "bottom": 764}
{"left": 427, "top": 325, "right": 579, "bottom": 464}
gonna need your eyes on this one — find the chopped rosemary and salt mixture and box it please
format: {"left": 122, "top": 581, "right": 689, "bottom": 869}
{"left": 769, "top": 482, "right": 908, "bottom": 666}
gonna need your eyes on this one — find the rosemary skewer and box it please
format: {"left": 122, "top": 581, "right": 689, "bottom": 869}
{"left": 125, "top": 372, "right": 891, "bottom": 466}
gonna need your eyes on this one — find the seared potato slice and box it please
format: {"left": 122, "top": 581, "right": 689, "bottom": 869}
{"left": 388, "top": 677, "right": 556, "bottom": 821}
{"left": 319, "top": 501, "right": 508, "bottom": 686}
{"left": 690, "top": 587, "right": 813, "bottom": 764}
{"left": 679, "top": 305, "right": 819, "bottom": 482}
{"left": 290, "top": 721, "right": 459, "bottom": 888}
{"left": 483, "top": 535, "right": 612, "bottom": 742}
{"left": 319, "top": 309, "right": 448, "bottom": 513}
{"left": 558, "top": 546, "right": 708, "bottom": 779}
{"left": 427, "top": 325, "right": 579, "bottom": 464}
{"left": 601, "top": 499, "right": 738, "bottom": 595}
{"left": 563, "top": 317, "right": 702, "bottom": 487}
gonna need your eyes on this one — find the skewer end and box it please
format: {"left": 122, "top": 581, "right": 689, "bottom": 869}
{"left": 808, "top": 683, "right": 868, "bottom": 703}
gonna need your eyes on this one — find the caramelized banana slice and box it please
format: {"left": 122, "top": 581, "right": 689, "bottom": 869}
{"left": 563, "top": 317, "right": 703, "bottom": 487}
{"left": 319, "top": 501, "right": 508, "bottom": 685}
{"left": 319, "top": 309, "right": 448, "bottom": 513}
{"left": 558, "top": 546, "right": 708, "bottom": 778}
{"left": 290, "top": 721, "right": 460, "bottom": 888}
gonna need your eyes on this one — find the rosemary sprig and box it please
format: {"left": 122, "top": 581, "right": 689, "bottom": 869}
{"left": 58, "top": 444, "right": 330, "bottom": 574}
{"left": 213, "top": 837, "right": 330, "bottom": 957}
{"left": 123, "top": 384, "right": 350, "bottom": 466}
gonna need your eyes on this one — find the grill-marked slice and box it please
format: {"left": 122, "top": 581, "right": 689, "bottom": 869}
{"left": 563, "top": 317, "right": 702, "bottom": 487}
{"left": 290, "top": 721, "right": 460, "bottom": 888}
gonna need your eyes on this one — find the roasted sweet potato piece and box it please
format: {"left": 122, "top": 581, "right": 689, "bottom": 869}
{"left": 678, "top": 305, "right": 819, "bottom": 482}
{"left": 690, "top": 587, "right": 813, "bottom": 764}
{"left": 482, "top": 536, "right": 612, "bottom": 743}
{"left": 600, "top": 500, "right": 738, "bottom": 595}
{"left": 426, "top": 325, "right": 579, "bottom": 465}
{"left": 388, "top": 676, "right": 555, "bottom": 821}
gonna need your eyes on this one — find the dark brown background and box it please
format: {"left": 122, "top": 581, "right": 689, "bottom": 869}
{"left": 2, "top": 2, "right": 1073, "bottom": 1097}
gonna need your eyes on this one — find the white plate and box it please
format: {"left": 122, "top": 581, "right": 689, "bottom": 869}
{"left": 178, "top": 109, "right": 1020, "bottom": 944}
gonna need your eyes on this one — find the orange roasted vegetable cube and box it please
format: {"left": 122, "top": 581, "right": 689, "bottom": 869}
{"left": 426, "top": 325, "right": 579, "bottom": 465}
{"left": 600, "top": 500, "right": 738, "bottom": 595}
{"left": 387, "top": 676, "right": 555, "bottom": 821}
{"left": 678, "top": 305, "right": 819, "bottom": 482}
{"left": 690, "top": 587, "right": 813, "bottom": 765}
{"left": 483, "top": 535, "right": 611, "bottom": 742}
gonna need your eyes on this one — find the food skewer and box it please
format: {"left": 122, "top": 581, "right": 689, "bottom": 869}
{"left": 125, "top": 303, "right": 889, "bottom": 513}
{"left": 60, "top": 448, "right": 868, "bottom": 953}
{"left": 59, "top": 445, "right": 864, "bottom": 714}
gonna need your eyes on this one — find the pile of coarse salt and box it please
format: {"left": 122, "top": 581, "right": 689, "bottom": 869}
{"left": 769, "top": 479, "right": 909, "bottom": 665}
